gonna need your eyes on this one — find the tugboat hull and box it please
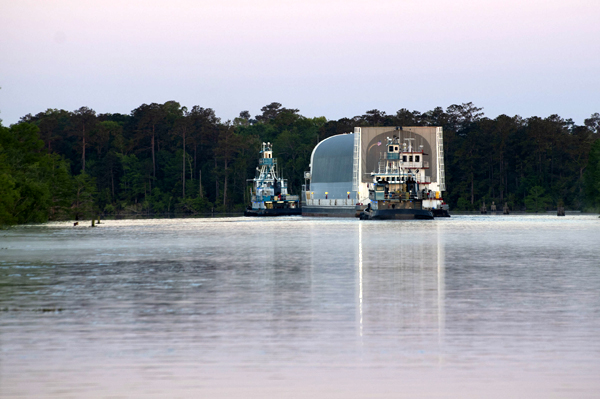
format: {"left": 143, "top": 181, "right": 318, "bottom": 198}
{"left": 244, "top": 208, "right": 301, "bottom": 217}
{"left": 431, "top": 208, "right": 451, "bottom": 217}
{"left": 359, "top": 208, "right": 434, "bottom": 220}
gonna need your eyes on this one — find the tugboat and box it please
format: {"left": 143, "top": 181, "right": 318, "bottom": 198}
{"left": 244, "top": 142, "right": 301, "bottom": 216}
{"left": 359, "top": 136, "right": 449, "bottom": 220}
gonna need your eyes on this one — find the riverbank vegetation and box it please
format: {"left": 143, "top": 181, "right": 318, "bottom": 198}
{"left": 1, "top": 102, "right": 599, "bottom": 224}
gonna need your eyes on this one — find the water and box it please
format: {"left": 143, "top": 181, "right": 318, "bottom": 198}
{"left": 1, "top": 215, "right": 599, "bottom": 398}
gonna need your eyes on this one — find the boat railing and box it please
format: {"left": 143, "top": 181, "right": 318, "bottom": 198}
{"left": 378, "top": 165, "right": 402, "bottom": 174}
{"left": 259, "top": 158, "right": 276, "bottom": 166}
{"left": 305, "top": 199, "right": 357, "bottom": 206}
{"left": 371, "top": 191, "right": 427, "bottom": 201}
{"left": 254, "top": 194, "right": 299, "bottom": 202}
{"left": 402, "top": 161, "right": 428, "bottom": 169}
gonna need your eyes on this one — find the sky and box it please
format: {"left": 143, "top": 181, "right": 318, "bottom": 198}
{"left": 1, "top": 0, "right": 599, "bottom": 125}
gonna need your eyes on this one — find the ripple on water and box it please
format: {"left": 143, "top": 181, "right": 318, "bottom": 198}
{"left": 0, "top": 215, "right": 599, "bottom": 398}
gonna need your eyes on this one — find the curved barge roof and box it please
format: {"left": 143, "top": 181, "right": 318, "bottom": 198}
{"left": 310, "top": 133, "right": 354, "bottom": 184}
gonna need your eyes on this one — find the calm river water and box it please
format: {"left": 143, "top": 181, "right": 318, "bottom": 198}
{"left": 1, "top": 215, "right": 599, "bottom": 398}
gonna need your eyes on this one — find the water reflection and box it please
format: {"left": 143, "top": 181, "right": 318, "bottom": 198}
{"left": 1, "top": 216, "right": 599, "bottom": 398}
{"left": 358, "top": 222, "right": 363, "bottom": 338}
{"left": 350, "top": 221, "right": 447, "bottom": 364}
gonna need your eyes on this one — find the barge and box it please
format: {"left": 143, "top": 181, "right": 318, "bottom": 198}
{"left": 302, "top": 126, "right": 449, "bottom": 219}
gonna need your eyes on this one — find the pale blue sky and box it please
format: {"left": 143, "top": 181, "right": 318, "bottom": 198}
{"left": 1, "top": 0, "right": 599, "bottom": 125}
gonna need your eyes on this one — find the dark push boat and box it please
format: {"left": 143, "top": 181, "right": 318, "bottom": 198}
{"left": 244, "top": 142, "right": 301, "bottom": 217}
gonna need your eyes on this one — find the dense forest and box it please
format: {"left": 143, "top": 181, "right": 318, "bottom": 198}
{"left": 1, "top": 101, "right": 599, "bottom": 225}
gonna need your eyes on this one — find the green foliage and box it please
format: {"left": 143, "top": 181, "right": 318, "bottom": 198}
{"left": 0, "top": 123, "right": 59, "bottom": 224}
{"left": 524, "top": 186, "right": 552, "bottom": 212}
{"left": 71, "top": 172, "right": 97, "bottom": 220}
{"left": 0, "top": 170, "right": 19, "bottom": 224}
{"left": 440, "top": 110, "right": 596, "bottom": 211}
{"left": 456, "top": 197, "right": 472, "bottom": 211}
{"left": 5, "top": 102, "right": 599, "bottom": 223}
{"left": 177, "top": 196, "right": 213, "bottom": 214}
{"left": 117, "top": 153, "right": 146, "bottom": 203}
{"left": 584, "top": 139, "right": 600, "bottom": 209}
{"left": 47, "top": 153, "right": 76, "bottom": 220}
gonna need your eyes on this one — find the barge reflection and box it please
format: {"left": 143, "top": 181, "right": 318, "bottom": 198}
{"left": 354, "top": 222, "right": 446, "bottom": 359}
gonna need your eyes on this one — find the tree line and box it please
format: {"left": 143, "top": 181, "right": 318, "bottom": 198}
{"left": 1, "top": 101, "right": 599, "bottom": 224}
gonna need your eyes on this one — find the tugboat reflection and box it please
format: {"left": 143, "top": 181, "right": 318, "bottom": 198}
{"left": 354, "top": 223, "right": 445, "bottom": 346}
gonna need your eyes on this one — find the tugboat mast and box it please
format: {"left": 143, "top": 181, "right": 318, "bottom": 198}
{"left": 253, "top": 142, "right": 286, "bottom": 200}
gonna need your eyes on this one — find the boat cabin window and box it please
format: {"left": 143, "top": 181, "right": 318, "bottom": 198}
{"left": 389, "top": 146, "right": 394, "bottom": 152}
{"left": 394, "top": 146, "right": 399, "bottom": 152}
{"left": 409, "top": 155, "right": 413, "bottom": 162}
{"left": 403, "top": 155, "right": 407, "bottom": 162}
{"left": 415, "top": 155, "right": 420, "bottom": 162}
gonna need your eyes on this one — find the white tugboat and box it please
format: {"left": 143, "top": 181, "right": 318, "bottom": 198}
{"left": 359, "top": 135, "right": 449, "bottom": 220}
{"left": 244, "top": 142, "right": 301, "bottom": 216}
